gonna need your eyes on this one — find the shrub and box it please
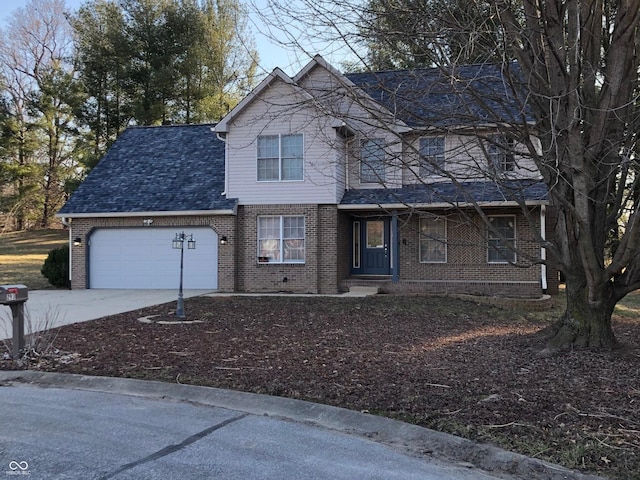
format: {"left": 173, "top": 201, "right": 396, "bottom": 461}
{"left": 41, "top": 245, "right": 70, "bottom": 288}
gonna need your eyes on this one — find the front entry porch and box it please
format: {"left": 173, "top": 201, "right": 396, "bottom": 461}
{"left": 350, "top": 216, "right": 394, "bottom": 276}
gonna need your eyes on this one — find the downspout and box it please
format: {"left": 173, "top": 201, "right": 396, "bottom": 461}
{"left": 540, "top": 205, "right": 547, "bottom": 293}
{"left": 345, "top": 134, "right": 355, "bottom": 191}
{"left": 61, "top": 217, "right": 72, "bottom": 286}
{"left": 215, "top": 131, "right": 228, "bottom": 196}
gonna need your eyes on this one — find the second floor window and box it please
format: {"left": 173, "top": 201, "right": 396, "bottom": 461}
{"left": 487, "top": 135, "right": 515, "bottom": 173}
{"left": 419, "top": 137, "right": 445, "bottom": 176}
{"left": 360, "top": 138, "right": 386, "bottom": 183}
{"left": 257, "top": 134, "right": 303, "bottom": 181}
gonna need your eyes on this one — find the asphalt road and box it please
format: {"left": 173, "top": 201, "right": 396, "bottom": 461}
{"left": 1, "top": 383, "right": 503, "bottom": 480}
{"left": 0, "top": 289, "right": 606, "bottom": 480}
{"left": 0, "top": 372, "right": 606, "bottom": 480}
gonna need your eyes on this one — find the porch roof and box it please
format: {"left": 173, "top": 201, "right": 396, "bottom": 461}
{"left": 339, "top": 179, "right": 547, "bottom": 208}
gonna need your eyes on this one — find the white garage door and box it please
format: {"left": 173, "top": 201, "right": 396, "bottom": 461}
{"left": 89, "top": 227, "right": 218, "bottom": 289}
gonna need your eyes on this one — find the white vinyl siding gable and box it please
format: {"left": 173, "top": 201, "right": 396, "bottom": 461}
{"left": 223, "top": 80, "right": 346, "bottom": 205}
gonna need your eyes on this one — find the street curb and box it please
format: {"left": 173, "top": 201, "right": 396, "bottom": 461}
{"left": 0, "top": 370, "right": 606, "bottom": 480}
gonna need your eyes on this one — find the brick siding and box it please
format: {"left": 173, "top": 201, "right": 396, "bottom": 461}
{"left": 340, "top": 206, "right": 553, "bottom": 298}
{"left": 236, "top": 204, "right": 341, "bottom": 294}
{"left": 69, "top": 205, "right": 557, "bottom": 298}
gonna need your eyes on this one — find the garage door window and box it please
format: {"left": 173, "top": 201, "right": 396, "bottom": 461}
{"left": 258, "top": 215, "right": 305, "bottom": 263}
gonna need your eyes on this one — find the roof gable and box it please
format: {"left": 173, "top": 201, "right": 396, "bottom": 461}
{"left": 58, "top": 124, "right": 236, "bottom": 216}
{"left": 214, "top": 68, "right": 294, "bottom": 133}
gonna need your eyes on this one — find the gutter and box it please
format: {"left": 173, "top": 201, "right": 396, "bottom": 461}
{"left": 214, "top": 128, "right": 229, "bottom": 196}
{"left": 55, "top": 208, "right": 237, "bottom": 219}
{"left": 337, "top": 200, "right": 548, "bottom": 210}
{"left": 345, "top": 135, "right": 356, "bottom": 191}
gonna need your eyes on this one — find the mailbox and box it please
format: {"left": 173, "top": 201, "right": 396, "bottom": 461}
{"left": 0, "top": 284, "right": 28, "bottom": 304}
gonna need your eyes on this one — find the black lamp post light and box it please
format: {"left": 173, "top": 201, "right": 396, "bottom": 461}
{"left": 172, "top": 231, "right": 196, "bottom": 318}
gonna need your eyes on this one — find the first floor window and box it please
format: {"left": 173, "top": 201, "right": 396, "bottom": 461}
{"left": 258, "top": 215, "right": 305, "bottom": 263}
{"left": 257, "top": 134, "right": 303, "bottom": 181}
{"left": 419, "top": 137, "right": 445, "bottom": 176}
{"left": 352, "top": 221, "right": 361, "bottom": 269}
{"left": 419, "top": 216, "right": 447, "bottom": 263}
{"left": 488, "top": 215, "right": 516, "bottom": 263}
{"left": 360, "top": 138, "right": 386, "bottom": 183}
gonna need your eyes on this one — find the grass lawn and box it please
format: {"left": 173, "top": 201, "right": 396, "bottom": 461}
{"left": 0, "top": 229, "right": 68, "bottom": 289}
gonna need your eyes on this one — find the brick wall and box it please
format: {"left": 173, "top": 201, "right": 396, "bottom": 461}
{"left": 340, "top": 206, "right": 551, "bottom": 298}
{"left": 69, "top": 215, "right": 235, "bottom": 291}
{"left": 543, "top": 206, "right": 560, "bottom": 295}
{"left": 237, "top": 204, "right": 341, "bottom": 294}
{"left": 317, "top": 205, "right": 340, "bottom": 294}
{"left": 336, "top": 211, "right": 352, "bottom": 283}
{"left": 397, "top": 208, "right": 542, "bottom": 283}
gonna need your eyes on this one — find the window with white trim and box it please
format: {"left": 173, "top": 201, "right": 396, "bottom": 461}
{"left": 487, "top": 135, "right": 515, "bottom": 173}
{"left": 419, "top": 137, "right": 445, "bottom": 176}
{"left": 360, "top": 138, "right": 386, "bottom": 183}
{"left": 257, "top": 134, "right": 303, "bottom": 181}
{"left": 488, "top": 215, "right": 516, "bottom": 263}
{"left": 257, "top": 215, "right": 305, "bottom": 263}
{"left": 419, "top": 217, "right": 447, "bottom": 263}
{"left": 352, "top": 221, "right": 361, "bottom": 269}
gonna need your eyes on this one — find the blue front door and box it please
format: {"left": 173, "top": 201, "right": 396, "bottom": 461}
{"left": 361, "top": 218, "right": 391, "bottom": 275}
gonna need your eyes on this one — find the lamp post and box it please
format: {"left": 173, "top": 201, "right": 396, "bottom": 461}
{"left": 172, "top": 232, "right": 196, "bottom": 318}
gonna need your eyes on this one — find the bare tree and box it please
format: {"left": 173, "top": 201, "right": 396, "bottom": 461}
{"left": 250, "top": 0, "right": 640, "bottom": 350}
{"left": 0, "top": 0, "right": 81, "bottom": 229}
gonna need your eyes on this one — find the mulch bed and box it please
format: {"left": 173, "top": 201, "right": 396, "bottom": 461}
{"left": 2, "top": 294, "right": 639, "bottom": 479}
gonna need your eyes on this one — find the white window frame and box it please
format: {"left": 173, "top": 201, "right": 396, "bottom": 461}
{"left": 487, "top": 135, "right": 516, "bottom": 173}
{"left": 419, "top": 216, "right": 447, "bottom": 263}
{"left": 360, "top": 138, "right": 386, "bottom": 183}
{"left": 352, "top": 221, "right": 361, "bottom": 269}
{"left": 257, "top": 215, "right": 305, "bottom": 264}
{"left": 257, "top": 134, "right": 304, "bottom": 182}
{"left": 419, "top": 137, "right": 445, "bottom": 177}
{"left": 487, "top": 215, "right": 516, "bottom": 263}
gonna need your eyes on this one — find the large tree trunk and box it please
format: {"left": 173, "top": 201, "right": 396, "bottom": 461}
{"left": 545, "top": 277, "right": 618, "bottom": 352}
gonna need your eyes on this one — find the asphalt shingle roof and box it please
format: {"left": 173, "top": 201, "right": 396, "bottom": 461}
{"left": 340, "top": 180, "right": 547, "bottom": 206}
{"left": 346, "top": 63, "right": 531, "bottom": 127}
{"left": 58, "top": 124, "right": 236, "bottom": 215}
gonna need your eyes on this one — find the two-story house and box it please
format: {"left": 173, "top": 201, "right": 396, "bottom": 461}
{"left": 57, "top": 55, "right": 555, "bottom": 297}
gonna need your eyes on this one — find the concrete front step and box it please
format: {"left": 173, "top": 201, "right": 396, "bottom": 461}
{"left": 343, "top": 286, "right": 380, "bottom": 297}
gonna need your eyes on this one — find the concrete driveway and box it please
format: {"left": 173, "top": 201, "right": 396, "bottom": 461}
{"left": 0, "top": 289, "right": 212, "bottom": 341}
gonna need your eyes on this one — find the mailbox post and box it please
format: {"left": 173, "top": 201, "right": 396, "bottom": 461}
{"left": 0, "top": 285, "right": 29, "bottom": 359}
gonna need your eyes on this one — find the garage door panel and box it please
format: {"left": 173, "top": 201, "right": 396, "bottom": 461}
{"left": 89, "top": 227, "right": 218, "bottom": 289}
